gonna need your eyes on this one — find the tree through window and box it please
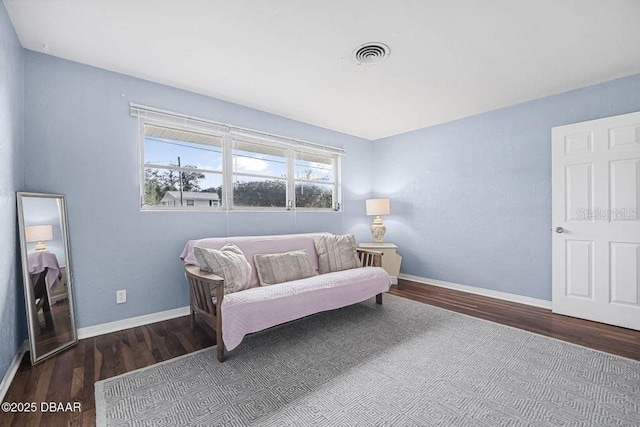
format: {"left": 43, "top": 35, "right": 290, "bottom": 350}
{"left": 137, "top": 111, "right": 342, "bottom": 211}
{"left": 143, "top": 124, "right": 223, "bottom": 208}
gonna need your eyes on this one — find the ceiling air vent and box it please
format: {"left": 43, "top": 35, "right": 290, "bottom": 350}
{"left": 353, "top": 42, "right": 390, "bottom": 65}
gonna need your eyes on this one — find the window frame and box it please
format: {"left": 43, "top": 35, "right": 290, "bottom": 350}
{"left": 293, "top": 149, "right": 340, "bottom": 211}
{"left": 139, "top": 118, "right": 226, "bottom": 211}
{"left": 228, "top": 134, "right": 291, "bottom": 211}
{"left": 136, "top": 111, "right": 343, "bottom": 212}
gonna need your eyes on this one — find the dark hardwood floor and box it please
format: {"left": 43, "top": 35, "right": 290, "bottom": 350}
{"left": 2, "top": 279, "right": 639, "bottom": 426}
{"left": 391, "top": 279, "right": 640, "bottom": 360}
{"left": 2, "top": 316, "right": 217, "bottom": 427}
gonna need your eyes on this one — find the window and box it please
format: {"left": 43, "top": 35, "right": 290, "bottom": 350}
{"left": 232, "top": 138, "right": 288, "bottom": 208}
{"left": 142, "top": 124, "right": 223, "bottom": 208}
{"left": 134, "top": 105, "right": 343, "bottom": 211}
{"left": 294, "top": 151, "right": 335, "bottom": 209}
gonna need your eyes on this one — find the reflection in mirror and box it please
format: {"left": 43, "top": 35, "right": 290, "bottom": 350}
{"left": 17, "top": 192, "right": 77, "bottom": 364}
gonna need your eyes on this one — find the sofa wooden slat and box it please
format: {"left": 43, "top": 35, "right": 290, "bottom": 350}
{"left": 185, "top": 265, "right": 225, "bottom": 362}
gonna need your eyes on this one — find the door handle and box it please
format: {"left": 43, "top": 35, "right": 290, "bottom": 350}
{"left": 555, "top": 227, "right": 564, "bottom": 234}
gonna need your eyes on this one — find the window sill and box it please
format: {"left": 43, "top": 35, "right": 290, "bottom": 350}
{"left": 140, "top": 207, "right": 340, "bottom": 213}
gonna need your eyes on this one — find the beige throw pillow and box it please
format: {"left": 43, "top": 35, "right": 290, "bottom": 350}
{"left": 254, "top": 250, "right": 316, "bottom": 286}
{"left": 313, "top": 234, "right": 360, "bottom": 274}
{"left": 193, "top": 243, "right": 252, "bottom": 295}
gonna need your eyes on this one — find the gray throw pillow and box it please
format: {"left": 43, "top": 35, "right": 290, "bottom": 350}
{"left": 193, "top": 243, "right": 252, "bottom": 295}
{"left": 254, "top": 250, "right": 316, "bottom": 286}
{"left": 313, "top": 234, "right": 360, "bottom": 274}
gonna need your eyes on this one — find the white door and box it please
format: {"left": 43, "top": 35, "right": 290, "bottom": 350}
{"left": 552, "top": 111, "right": 640, "bottom": 330}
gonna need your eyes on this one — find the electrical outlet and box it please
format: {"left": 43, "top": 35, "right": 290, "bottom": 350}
{"left": 116, "top": 290, "right": 127, "bottom": 304}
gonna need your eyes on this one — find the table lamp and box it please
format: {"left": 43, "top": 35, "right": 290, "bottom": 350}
{"left": 366, "top": 199, "right": 390, "bottom": 242}
{"left": 26, "top": 224, "right": 53, "bottom": 252}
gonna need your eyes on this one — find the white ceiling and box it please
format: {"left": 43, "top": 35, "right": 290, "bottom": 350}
{"left": 5, "top": 0, "right": 640, "bottom": 140}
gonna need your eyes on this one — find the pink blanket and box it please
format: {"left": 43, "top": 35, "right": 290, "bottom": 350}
{"left": 221, "top": 266, "right": 391, "bottom": 350}
{"left": 27, "top": 251, "right": 61, "bottom": 289}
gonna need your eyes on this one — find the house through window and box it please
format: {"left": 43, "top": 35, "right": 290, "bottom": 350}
{"left": 135, "top": 105, "right": 343, "bottom": 211}
{"left": 142, "top": 124, "right": 223, "bottom": 208}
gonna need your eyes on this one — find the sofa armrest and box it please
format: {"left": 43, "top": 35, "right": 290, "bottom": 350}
{"left": 357, "top": 248, "right": 383, "bottom": 268}
{"left": 184, "top": 264, "right": 224, "bottom": 315}
{"left": 184, "top": 265, "right": 226, "bottom": 361}
{"left": 185, "top": 264, "right": 224, "bottom": 284}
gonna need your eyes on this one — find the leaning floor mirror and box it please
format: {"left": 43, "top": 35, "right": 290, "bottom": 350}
{"left": 17, "top": 192, "right": 77, "bottom": 364}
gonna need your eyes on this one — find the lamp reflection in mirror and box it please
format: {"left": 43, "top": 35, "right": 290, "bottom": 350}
{"left": 366, "top": 199, "right": 390, "bottom": 242}
{"left": 26, "top": 224, "right": 53, "bottom": 252}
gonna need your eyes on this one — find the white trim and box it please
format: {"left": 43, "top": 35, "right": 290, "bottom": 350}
{"left": 77, "top": 306, "right": 190, "bottom": 340}
{"left": 1, "top": 340, "right": 29, "bottom": 403}
{"left": 398, "top": 274, "right": 552, "bottom": 309}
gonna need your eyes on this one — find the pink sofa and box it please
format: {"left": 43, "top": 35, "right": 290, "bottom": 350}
{"left": 181, "top": 233, "right": 391, "bottom": 361}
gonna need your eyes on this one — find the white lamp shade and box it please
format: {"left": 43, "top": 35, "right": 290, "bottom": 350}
{"left": 366, "top": 199, "right": 390, "bottom": 216}
{"left": 25, "top": 225, "right": 53, "bottom": 243}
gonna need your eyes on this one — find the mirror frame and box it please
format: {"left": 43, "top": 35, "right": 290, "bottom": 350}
{"left": 17, "top": 192, "right": 78, "bottom": 364}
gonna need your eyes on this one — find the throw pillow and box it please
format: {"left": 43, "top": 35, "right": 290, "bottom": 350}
{"left": 193, "top": 243, "right": 252, "bottom": 296}
{"left": 254, "top": 250, "right": 316, "bottom": 286}
{"left": 313, "top": 234, "right": 360, "bottom": 274}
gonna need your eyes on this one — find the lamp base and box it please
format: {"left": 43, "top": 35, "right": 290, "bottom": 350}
{"left": 34, "top": 241, "right": 48, "bottom": 252}
{"left": 370, "top": 216, "right": 386, "bottom": 243}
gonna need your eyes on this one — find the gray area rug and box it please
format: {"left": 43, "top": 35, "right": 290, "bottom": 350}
{"left": 95, "top": 294, "right": 640, "bottom": 426}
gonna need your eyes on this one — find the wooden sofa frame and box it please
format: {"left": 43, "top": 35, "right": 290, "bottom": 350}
{"left": 184, "top": 248, "right": 383, "bottom": 362}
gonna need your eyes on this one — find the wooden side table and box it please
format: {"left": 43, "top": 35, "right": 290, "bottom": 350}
{"left": 358, "top": 242, "right": 402, "bottom": 284}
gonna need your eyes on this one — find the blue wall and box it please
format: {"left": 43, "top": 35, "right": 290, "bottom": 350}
{"left": 0, "top": 2, "right": 26, "bottom": 387}
{"left": 8, "top": 11, "right": 640, "bottom": 359}
{"left": 372, "top": 73, "right": 640, "bottom": 300}
{"left": 23, "top": 52, "right": 373, "bottom": 328}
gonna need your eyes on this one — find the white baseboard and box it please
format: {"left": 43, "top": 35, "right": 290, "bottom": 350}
{"left": 1, "top": 340, "right": 29, "bottom": 403}
{"left": 398, "top": 273, "right": 552, "bottom": 310}
{"left": 77, "top": 306, "right": 190, "bottom": 340}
